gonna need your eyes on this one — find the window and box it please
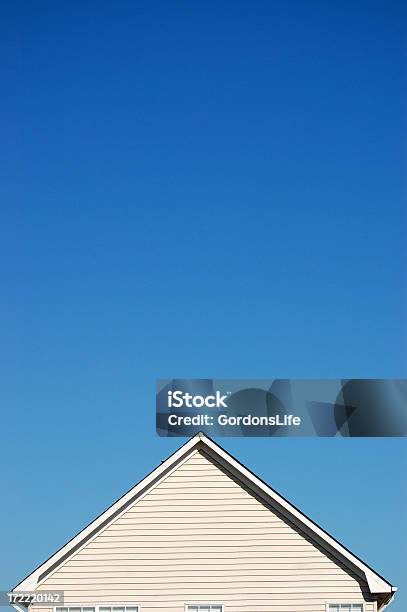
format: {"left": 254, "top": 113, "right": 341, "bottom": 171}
{"left": 328, "top": 605, "right": 363, "bottom": 612}
{"left": 57, "top": 608, "right": 95, "bottom": 612}
{"left": 100, "top": 607, "right": 139, "bottom": 612}
{"left": 186, "top": 606, "right": 223, "bottom": 612}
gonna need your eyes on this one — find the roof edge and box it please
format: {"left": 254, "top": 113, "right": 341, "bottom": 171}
{"left": 13, "top": 434, "right": 203, "bottom": 591}
{"left": 198, "top": 433, "right": 395, "bottom": 595}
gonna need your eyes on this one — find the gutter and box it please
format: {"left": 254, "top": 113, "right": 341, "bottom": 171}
{"left": 378, "top": 587, "right": 398, "bottom": 611}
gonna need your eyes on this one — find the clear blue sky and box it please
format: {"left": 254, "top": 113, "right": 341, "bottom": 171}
{"left": 1, "top": 0, "right": 406, "bottom": 610}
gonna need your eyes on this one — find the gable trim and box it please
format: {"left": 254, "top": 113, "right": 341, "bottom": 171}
{"left": 199, "top": 434, "right": 394, "bottom": 597}
{"left": 35, "top": 448, "right": 202, "bottom": 589}
{"left": 13, "top": 435, "right": 200, "bottom": 592}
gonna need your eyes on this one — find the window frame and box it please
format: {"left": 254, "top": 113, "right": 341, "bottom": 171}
{"left": 325, "top": 603, "right": 365, "bottom": 612}
{"left": 184, "top": 603, "right": 224, "bottom": 612}
{"left": 55, "top": 604, "right": 140, "bottom": 612}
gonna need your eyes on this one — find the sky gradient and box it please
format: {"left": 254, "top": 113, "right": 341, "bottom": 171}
{"left": 2, "top": 1, "right": 406, "bottom": 611}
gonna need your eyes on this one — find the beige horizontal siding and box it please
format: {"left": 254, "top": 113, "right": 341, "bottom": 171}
{"left": 42, "top": 571, "right": 361, "bottom": 579}
{"left": 37, "top": 450, "right": 375, "bottom": 612}
{"left": 43, "top": 567, "right": 359, "bottom": 576}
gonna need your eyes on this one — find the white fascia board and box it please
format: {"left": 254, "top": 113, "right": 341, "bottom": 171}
{"left": 201, "top": 434, "right": 393, "bottom": 596}
{"left": 12, "top": 434, "right": 202, "bottom": 591}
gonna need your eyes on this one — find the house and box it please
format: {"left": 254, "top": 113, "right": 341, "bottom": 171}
{"left": 12, "top": 433, "right": 396, "bottom": 612}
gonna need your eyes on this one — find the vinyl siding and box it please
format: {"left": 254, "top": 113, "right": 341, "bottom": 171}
{"left": 35, "top": 450, "right": 375, "bottom": 612}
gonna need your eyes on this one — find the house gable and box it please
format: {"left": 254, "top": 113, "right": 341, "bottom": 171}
{"left": 13, "top": 434, "right": 395, "bottom": 612}
{"left": 36, "top": 450, "right": 375, "bottom": 611}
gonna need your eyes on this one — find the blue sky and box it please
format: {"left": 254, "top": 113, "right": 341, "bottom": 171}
{"left": 1, "top": 0, "right": 406, "bottom": 610}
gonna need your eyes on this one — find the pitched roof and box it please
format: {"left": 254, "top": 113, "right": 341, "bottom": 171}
{"left": 13, "top": 432, "right": 396, "bottom": 601}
